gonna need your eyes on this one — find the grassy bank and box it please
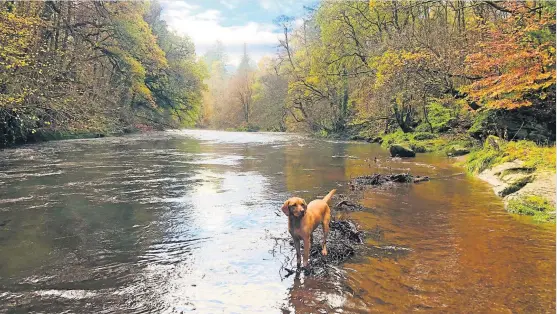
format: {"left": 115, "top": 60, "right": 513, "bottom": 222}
{"left": 507, "top": 196, "right": 556, "bottom": 223}
{"left": 462, "top": 136, "right": 555, "bottom": 223}
{"left": 464, "top": 136, "right": 555, "bottom": 174}
{"left": 378, "top": 130, "right": 475, "bottom": 155}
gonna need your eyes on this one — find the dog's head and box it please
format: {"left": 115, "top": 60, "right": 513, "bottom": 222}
{"left": 281, "top": 197, "right": 307, "bottom": 218}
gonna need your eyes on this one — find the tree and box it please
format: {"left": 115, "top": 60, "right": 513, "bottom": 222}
{"left": 0, "top": 1, "right": 206, "bottom": 147}
{"left": 251, "top": 57, "right": 288, "bottom": 131}
{"left": 235, "top": 43, "right": 254, "bottom": 125}
{"left": 462, "top": 2, "right": 556, "bottom": 109}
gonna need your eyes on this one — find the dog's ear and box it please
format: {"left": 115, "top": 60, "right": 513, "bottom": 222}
{"left": 281, "top": 200, "right": 290, "bottom": 216}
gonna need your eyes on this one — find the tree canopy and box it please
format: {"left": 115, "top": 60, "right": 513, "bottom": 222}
{"left": 200, "top": 0, "right": 555, "bottom": 143}
{"left": 0, "top": 1, "right": 206, "bottom": 147}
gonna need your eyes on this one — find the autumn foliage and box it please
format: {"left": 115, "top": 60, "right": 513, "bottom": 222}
{"left": 463, "top": 2, "right": 556, "bottom": 109}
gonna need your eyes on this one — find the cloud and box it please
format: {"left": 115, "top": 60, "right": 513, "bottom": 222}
{"left": 161, "top": 1, "right": 281, "bottom": 66}
{"left": 258, "top": 0, "right": 274, "bottom": 10}
{"left": 258, "top": 0, "right": 306, "bottom": 13}
{"left": 219, "top": 0, "right": 237, "bottom": 10}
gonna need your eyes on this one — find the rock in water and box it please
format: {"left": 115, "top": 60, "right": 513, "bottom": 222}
{"left": 446, "top": 145, "right": 470, "bottom": 156}
{"left": 366, "top": 136, "right": 383, "bottom": 144}
{"left": 413, "top": 176, "right": 430, "bottom": 183}
{"left": 389, "top": 144, "right": 416, "bottom": 157}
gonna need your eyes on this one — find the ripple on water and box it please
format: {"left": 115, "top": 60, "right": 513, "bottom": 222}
{"left": 0, "top": 130, "right": 554, "bottom": 314}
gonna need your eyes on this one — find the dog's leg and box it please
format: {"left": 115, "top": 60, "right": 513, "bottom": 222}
{"left": 303, "top": 236, "right": 310, "bottom": 267}
{"left": 294, "top": 239, "right": 301, "bottom": 268}
{"left": 321, "top": 212, "right": 330, "bottom": 256}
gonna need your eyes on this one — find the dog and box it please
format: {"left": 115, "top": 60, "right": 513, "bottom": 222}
{"left": 281, "top": 189, "right": 336, "bottom": 268}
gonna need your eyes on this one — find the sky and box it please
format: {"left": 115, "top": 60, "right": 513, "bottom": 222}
{"left": 160, "top": 0, "right": 317, "bottom": 68}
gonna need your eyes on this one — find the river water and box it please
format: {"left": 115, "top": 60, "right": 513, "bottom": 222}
{"left": 0, "top": 130, "right": 554, "bottom": 313}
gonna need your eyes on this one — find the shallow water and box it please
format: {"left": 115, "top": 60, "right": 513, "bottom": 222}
{"left": 0, "top": 130, "right": 554, "bottom": 313}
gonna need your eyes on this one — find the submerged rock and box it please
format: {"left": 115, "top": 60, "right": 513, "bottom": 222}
{"left": 366, "top": 136, "right": 383, "bottom": 144}
{"left": 389, "top": 144, "right": 415, "bottom": 157}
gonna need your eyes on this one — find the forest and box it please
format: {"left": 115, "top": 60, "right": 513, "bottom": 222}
{"left": 197, "top": 0, "right": 556, "bottom": 220}
{"left": 202, "top": 1, "right": 555, "bottom": 145}
{"left": 0, "top": 1, "right": 206, "bottom": 147}
{"left": 1, "top": 1, "right": 555, "bottom": 154}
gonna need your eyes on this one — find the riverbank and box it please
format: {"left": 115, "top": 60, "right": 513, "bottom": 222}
{"left": 0, "top": 124, "right": 157, "bottom": 150}
{"left": 466, "top": 136, "right": 556, "bottom": 223}
{"left": 334, "top": 129, "right": 556, "bottom": 223}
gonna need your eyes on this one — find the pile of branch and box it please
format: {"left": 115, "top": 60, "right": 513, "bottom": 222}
{"left": 306, "top": 218, "right": 365, "bottom": 276}
{"left": 334, "top": 199, "right": 366, "bottom": 211}
{"left": 351, "top": 173, "right": 429, "bottom": 188}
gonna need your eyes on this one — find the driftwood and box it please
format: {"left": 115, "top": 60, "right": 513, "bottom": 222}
{"left": 305, "top": 218, "right": 365, "bottom": 276}
{"left": 335, "top": 199, "right": 365, "bottom": 211}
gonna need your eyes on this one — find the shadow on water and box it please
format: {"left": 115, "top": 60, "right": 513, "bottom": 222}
{"left": 0, "top": 130, "right": 554, "bottom": 313}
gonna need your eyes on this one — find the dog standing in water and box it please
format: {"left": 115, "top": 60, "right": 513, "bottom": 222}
{"left": 281, "top": 189, "right": 336, "bottom": 268}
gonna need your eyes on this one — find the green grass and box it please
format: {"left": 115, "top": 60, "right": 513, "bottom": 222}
{"left": 465, "top": 136, "right": 556, "bottom": 174}
{"left": 507, "top": 195, "right": 556, "bottom": 223}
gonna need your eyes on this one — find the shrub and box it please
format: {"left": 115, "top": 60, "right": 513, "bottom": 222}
{"left": 380, "top": 130, "right": 411, "bottom": 147}
{"left": 423, "top": 102, "right": 454, "bottom": 133}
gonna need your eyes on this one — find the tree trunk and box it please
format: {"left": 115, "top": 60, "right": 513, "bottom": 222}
{"left": 422, "top": 96, "right": 433, "bottom": 132}
{"left": 393, "top": 104, "right": 413, "bottom": 133}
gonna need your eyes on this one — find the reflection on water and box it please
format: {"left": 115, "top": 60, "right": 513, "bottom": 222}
{"left": 0, "top": 129, "right": 554, "bottom": 313}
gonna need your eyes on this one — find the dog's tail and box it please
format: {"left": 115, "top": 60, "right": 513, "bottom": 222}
{"left": 322, "top": 189, "right": 336, "bottom": 203}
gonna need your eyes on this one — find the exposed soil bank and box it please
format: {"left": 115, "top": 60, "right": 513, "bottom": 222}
{"left": 477, "top": 160, "right": 555, "bottom": 222}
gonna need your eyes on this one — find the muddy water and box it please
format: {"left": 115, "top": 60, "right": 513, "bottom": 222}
{"left": 0, "top": 130, "right": 554, "bottom": 313}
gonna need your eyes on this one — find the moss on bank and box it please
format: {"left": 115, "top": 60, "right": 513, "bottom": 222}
{"left": 465, "top": 136, "right": 556, "bottom": 174}
{"left": 507, "top": 195, "right": 556, "bottom": 223}
{"left": 378, "top": 130, "right": 476, "bottom": 155}
{"left": 463, "top": 136, "right": 556, "bottom": 223}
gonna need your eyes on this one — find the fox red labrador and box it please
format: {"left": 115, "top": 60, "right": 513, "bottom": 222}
{"left": 281, "top": 189, "right": 336, "bottom": 268}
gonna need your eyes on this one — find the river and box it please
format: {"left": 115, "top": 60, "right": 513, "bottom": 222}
{"left": 0, "top": 129, "right": 554, "bottom": 313}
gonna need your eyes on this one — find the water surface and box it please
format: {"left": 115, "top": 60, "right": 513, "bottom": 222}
{"left": 0, "top": 130, "right": 554, "bottom": 313}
